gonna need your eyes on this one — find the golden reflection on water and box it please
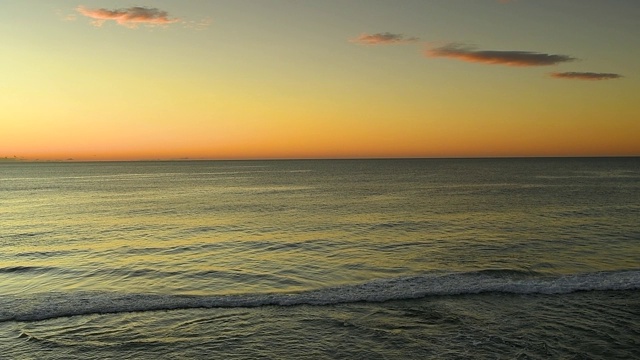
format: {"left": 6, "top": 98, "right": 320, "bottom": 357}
{"left": 3, "top": 159, "right": 639, "bottom": 297}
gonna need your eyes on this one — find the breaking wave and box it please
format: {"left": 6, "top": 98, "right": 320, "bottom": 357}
{"left": 2, "top": 269, "right": 638, "bottom": 322}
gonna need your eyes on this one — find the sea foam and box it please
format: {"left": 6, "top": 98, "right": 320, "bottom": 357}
{"left": 2, "top": 269, "right": 638, "bottom": 322}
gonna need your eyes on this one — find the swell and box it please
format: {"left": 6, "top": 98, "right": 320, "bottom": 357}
{"left": 2, "top": 269, "right": 638, "bottom": 322}
{"left": 0, "top": 265, "right": 64, "bottom": 275}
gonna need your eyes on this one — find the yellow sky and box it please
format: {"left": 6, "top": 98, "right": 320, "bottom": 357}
{"left": 1, "top": 1, "right": 639, "bottom": 160}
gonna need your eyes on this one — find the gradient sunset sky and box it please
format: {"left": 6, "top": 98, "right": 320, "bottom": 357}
{"left": 2, "top": 0, "right": 639, "bottom": 160}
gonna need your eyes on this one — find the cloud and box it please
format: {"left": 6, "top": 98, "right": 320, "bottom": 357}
{"left": 550, "top": 72, "right": 623, "bottom": 81}
{"left": 56, "top": 9, "right": 77, "bottom": 21}
{"left": 183, "top": 17, "right": 213, "bottom": 31}
{"left": 76, "top": 6, "right": 180, "bottom": 28}
{"left": 426, "top": 43, "right": 576, "bottom": 67}
{"left": 351, "top": 32, "right": 419, "bottom": 45}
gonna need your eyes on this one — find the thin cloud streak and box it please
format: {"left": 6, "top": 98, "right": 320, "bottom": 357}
{"left": 426, "top": 43, "right": 576, "bottom": 67}
{"left": 550, "top": 72, "right": 623, "bottom": 80}
{"left": 351, "top": 32, "right": 419, "bottom": 45}
{"left": 76, "top": 6, "right": 180, "bottom": 28}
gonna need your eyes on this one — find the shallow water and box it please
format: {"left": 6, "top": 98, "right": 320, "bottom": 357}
{"left": 2, "top": 291, "right": 638, "bottom": 359}
{"left": 1, "top": 158, "right": 639, "bottom": 358}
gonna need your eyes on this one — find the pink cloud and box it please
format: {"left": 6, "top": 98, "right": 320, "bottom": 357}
{"left": 426, "top": 43, "right": 575, "bottom": 67}
{"left": 76, "top": 6, "right": 180, "bottom": 28}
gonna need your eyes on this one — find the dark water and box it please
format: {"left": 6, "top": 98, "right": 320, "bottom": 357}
{"left": 1, "top": 158, "right": 639, "bottom": 358}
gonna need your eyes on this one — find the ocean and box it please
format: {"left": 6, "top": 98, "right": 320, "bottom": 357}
{"left": 1, "top": 158, "right": 638, "bottom": 359}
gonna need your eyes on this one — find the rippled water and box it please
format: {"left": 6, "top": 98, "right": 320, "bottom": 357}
{"left": 1, "top": 158, "right": 639, "bottom": 358}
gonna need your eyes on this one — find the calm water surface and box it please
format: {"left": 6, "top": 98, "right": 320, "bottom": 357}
{"left": 1, "top": 158, "right": 639, "bottom": 358}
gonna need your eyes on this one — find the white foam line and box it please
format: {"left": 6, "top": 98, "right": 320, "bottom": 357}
{"left": 2, "top": 270, "right": 638, "bottom": 322}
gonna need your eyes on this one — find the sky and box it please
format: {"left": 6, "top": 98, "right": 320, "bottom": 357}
{"left": 1, "top": 0, "right": 639, "bottom": 160}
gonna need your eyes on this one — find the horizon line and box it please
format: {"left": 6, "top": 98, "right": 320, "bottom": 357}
{"left": 2, "top": 155, "right": 639, "bottom": 163}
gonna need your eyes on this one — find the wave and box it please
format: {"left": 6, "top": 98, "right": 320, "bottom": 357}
{"left": 0, "top": 266, "right": 58, "bottom": 274}
{"left": 2, "top": 270, "right": 638, "bottom": 322}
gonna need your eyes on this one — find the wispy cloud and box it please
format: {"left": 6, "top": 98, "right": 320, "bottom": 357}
{"left": 426, "top": 43, "right": 576, "bottom": 67}
{"left": 183, "top": 17, "right": 213, "bottom": 31}
{"left": 351, "top": 32, "right": 419, "bottom": 45}
{"left": 550, "top": 72, "right": 623, "bottom": 81}
{"left": 56, "top": 9, "right": 77, "bottom": 22}
{"left": 76, "top": 6, "right": 180, "bottom": 28}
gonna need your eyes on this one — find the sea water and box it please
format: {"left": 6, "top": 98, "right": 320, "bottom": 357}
{"left": 1, "top": 158, "right": 638, "bottom": 359}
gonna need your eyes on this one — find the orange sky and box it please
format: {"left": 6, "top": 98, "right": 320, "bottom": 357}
{"left": 1, "top": 1, "right": 639, "bottom": 160}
